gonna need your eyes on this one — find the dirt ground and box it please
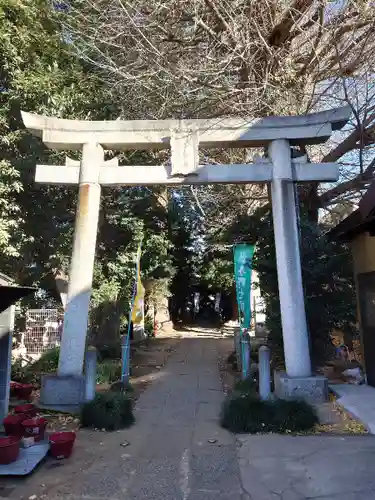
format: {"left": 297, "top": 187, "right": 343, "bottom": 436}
{"left": 0, "top": 335, "right": 183, "bottom": 499}
{"left": 9, "top": 336, "right": 182, "bottom": 434}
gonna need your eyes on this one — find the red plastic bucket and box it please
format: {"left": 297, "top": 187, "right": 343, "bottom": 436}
{"left": 3, "top": 414, "right": 28, "bottom": 437}
{"left": 14, "top": 404, "right": 38, "bottom": 418}
{"left": 21, "top": 417, "right": 47, "bottom": 442}
{"left": 0, "top": 436, "right": 21, "bottom": 464}
{"left": 14, "top": 384, "right": 33, "bottom": 401}
{"left": 49, "top": 432, "right": 76, "bottom": 459}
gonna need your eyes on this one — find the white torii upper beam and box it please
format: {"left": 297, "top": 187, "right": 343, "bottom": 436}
{"left": 22, "top": 106, "right": 350, "bottom": 150}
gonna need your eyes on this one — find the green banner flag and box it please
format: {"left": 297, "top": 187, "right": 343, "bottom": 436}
{"left": 233, "top": 243, "right": 255, "bottom": 329}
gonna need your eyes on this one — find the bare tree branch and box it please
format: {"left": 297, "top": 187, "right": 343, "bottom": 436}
{"left": 56, "top": 0, "right": 375, "bottom": 223}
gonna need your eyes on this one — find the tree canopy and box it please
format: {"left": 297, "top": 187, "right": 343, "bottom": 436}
{"left": 0, "top": 0, "right": 362, "bottom": 361}
{"left": 65, "top": 0, "right": 375, "bottom": 215}
{"left": 0, "top": 0, "right": 182, "bottom": 344}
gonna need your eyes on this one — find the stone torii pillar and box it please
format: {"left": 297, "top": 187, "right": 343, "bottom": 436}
{"left": 57, "top": 144, "right": 103, "bottom": 377}
{"left": 22, "top": 107, "right": 350, "bottom": 406}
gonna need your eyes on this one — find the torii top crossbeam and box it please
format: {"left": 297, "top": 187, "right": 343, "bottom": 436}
{"left": 22, "top": 106, "right": 350, "bottom": 151}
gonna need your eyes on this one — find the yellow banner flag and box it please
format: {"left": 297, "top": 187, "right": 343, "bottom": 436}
{"left": 131, "top": 245, "right": 145, "bottom": 324}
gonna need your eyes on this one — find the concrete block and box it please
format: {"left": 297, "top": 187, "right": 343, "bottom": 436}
{"left": 40, "top": 374, "right": 85, "bottom": 407}
{"left": 274, "top": 371, "right": 328, "bottom": 404}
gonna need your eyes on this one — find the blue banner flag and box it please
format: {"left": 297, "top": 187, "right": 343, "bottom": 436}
{"left": 233, "top": 243, "right": 255, "bottom": 378}
{"left": 233, "top": 244, "right": 254, "bottom": 329}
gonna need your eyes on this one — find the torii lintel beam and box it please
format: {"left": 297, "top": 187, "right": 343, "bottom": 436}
{"left": 21, "top": 107, "right": 351, "bottom": 151}
{"left": 35, "top": 162, "right": 339, "bottom": 186}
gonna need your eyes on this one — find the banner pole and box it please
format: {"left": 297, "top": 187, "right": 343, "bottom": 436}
{"left": 121, "top": 240, "right": 143, "bottom": 383}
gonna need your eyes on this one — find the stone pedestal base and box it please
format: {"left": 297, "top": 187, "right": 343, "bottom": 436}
{"left": 274, "top": 371, "right": 328, "bottom": 404}
{"left": 40, "top": 374, "right": 85, "bottom": 408}
{"left": 133, "top": 324, "right": 146, "bottom": 343}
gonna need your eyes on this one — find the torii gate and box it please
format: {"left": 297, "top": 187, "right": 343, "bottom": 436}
{"left": 22, "top": 107, "right": 350, "bottom": 406}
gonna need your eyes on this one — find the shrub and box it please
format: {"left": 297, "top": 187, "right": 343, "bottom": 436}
{"left": 233, "top": 376, "right": 257, "bottom": 395}
{"left": 12, "top": 348, "right": 60, "bottom": 386}
{"left": 227, "top": 351, "right": 238, "bottom": 370}
{"left": 11, "top": 357, "right": 37, "bottom": 385}
{"left": 97, "top": 342, "right": 122, "bottom": 361}
{"left": 81, "top": 391, "right": 134, "bottom": 431}
{"left": 250, "top": 347, "right": 259, "bottom": 363}
{"left": 220, "top": 392, "right": 318, "bottom": 434}
{"left": 31, "top": 347, "right": 60, "bottom": 374}
{"left": 220, "top": 393, "right": 270, "bottom": 433}
{"left": 144, "top": 317, "right": 155, "bottom": 338}
{"left": 271, "top": 399, "right": 319, "bottom": 433}
{"left": 110, "top": 380, "right": 135, "bottom": 394}
{"left": 96, "top": 360, "right": 122, "bottom": 384}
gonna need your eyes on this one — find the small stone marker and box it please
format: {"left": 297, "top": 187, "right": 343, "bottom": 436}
{"left": 259, "top": 346, "right": 271, "bottom": 401}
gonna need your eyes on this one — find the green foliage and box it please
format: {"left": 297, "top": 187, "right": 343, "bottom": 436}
{"left": 97, "top": 342, "right": 122, "bottom": 361}
{"left": 89, "top": 186, "right": 175, "bottom": 347}
{"left": 0, "top": 160, "right": 23, "bottom": 257}
{"left": 96, "top": 360, "right": 122, "bottom": 385}
{"left": 270, "top": 399, "right": 319, "bottom": 433}
{"left": 144, "top": 316, "right": 155, "bottom": 337}
{"left": 250, "top": 346, "right": 259, "bottom": 363}
{"left": 220, "top": 392, "right": 318, "bottom": 434}
{"left": 169, "top": 189, "right": 202, "bottom": 323}
{"left": 110, "top": 380, "right": 134, "bottom": 394}
{"left": 233, "top": 376, "right": 257, "bottom": 395}
{"left": 199, "top": 249, "right": 234, "bottom": 293}
{"left": 12, "top": 347, "right": 60, "bottom": 386}
{"left": 81, "top": 391, "right": 134, "bottom": 431}
{"left": 0, "top": 0, "right": 179, "bottom": 351}
{"left": 215, "top": 209, "right": 357, "bottom": 365}
{"left": 11, "top": 357, "right": 37, "bottom": 385}
{"left": 0, "top": 0, "right": 111, "bottom": 277}
{"left": 220, "top": 393, "right": 270, "bottom": 433}
{"left": 253, "top": 213, "right": 356, "bottom": 364}
{"left": 227, "top": 351, "right": 238, "bottom": 369}
{"left": 30, "top": 347, "right": 60, "bottom": 374}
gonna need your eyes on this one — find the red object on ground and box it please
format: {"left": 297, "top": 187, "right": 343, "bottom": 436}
{"left": 3, "top": 414, "right": 28, "bottom": 437}
{"left": 0, "top": 436, "right": 21, "bottom": 464}
{"left": 21, "top": 417, "right": 47, "bottom": 442}
{"left": 49, "top": 432, "right": 76, "bottom": 459}
{"left": 14, "top": 404, "right": 38, "bottom": 417}
{"left": 14, "top": 383, "right": 33, "bottom": 401}
{"left": 10, "top": 382, "right": 20, "bottom": 398}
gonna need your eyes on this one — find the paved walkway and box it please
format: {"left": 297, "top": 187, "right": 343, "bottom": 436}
{"left": 7, "top": 331, "right": 375, "bottom": 500}
{"left": 239, "top": 434, "right": 375, "bottom": 500}
{"left": 331, "top": 383, "right": 375, "bottom": 434}
{"left": 41, "top": 335, "right": 247, "bottom": 500}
